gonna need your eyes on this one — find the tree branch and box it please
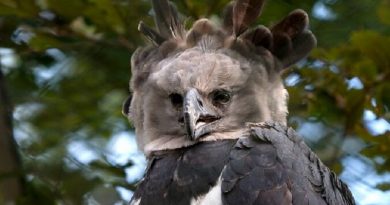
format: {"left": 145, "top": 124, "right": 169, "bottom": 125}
{"left": 0, "top": 64, "right": 24, "bottom": 202}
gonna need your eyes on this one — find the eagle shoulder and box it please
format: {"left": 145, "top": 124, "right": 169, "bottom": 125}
{"left": 221, "top": 122, "right": 355, "bottom": 205}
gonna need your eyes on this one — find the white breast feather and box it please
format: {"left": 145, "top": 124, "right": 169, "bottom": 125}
{"left": 191, "top": 177, "right": 223, "bottom": 205}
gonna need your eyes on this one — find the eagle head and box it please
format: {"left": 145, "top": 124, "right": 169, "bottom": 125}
{"left": 123, "top": 0, "right": 316, "bottom": 155}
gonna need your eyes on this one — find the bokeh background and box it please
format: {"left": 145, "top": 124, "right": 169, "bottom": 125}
{"left": 1, "top": 0, "right": 389, "bottom": 204}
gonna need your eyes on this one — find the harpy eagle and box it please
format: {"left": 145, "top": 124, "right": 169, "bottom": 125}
{"left": 122, "top": 0, "right": 356, "bottom": 204}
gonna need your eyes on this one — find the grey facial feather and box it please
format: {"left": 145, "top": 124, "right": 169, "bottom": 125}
{"left": 126, "top": 1, "right": 315, "bottom": 153}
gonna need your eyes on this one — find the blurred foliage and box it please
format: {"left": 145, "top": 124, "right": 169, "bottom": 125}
{"left": 0, "top": 0, "right": 389, "bottom": 204}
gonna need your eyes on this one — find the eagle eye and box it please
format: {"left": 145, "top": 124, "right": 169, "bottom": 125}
{"left": 212, "top": 90, "right": 231, "bottom": 105}
{"left": 169, "top": 93, "right": 183, "bottom": 107}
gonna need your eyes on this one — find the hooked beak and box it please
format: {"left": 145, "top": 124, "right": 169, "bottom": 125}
{"left": 183, "top": 89, "right": 220, "bottom": 141}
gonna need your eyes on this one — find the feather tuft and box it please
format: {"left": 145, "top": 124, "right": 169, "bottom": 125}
{"left": 186, "top": 19, "right": 216, "bottom": 47}
{"left": 271, "top": 9, "right": 309, "bottom": 39}
{"left": 151, "top": 0, "right": 184, "bottom": 39}
{"left": 222, "top": 1, "right": 234, "bottom": 34}
{"left": 232, "top": 0, "right": 265, "bottom": 37}
{"left": 138, "top": 21, "right": 166, "bottom": 46}
{"left": 241, "top": 25, "right": 272, "bottom": 49}
{"left": 270, "top": 9, "right": 316, "bottom": 68}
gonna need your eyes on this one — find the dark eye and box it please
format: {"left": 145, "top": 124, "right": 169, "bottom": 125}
{"left": 212, "top": 90, "right": 231, "bottom": 105}
{"left": 169, "top": 93, "right": 183, "bottom": 107}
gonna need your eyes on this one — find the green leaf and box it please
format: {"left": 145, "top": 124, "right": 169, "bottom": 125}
{"left": 377, "top": 0, "right": 390, "bottom": 26}
{"left": 46, "top": 0, "right": 86, "bottom": 20}
{"left": 381, "top": 83, "right": 390, "bottom": 111}
{"left": 376, "top": 182, "right": 390, "bottom": 191}
{"left": 62, "top": 171, "right": 101, "bottom": 202}
{"left": 28, "top": 34, "right": 65, "bottom": 51}
{"left": 350, "top": 31, "right": 390, "bottom": 72}
{"left": 83, "top": 0, "right": 126, "bottom": 34}
{"left": 345, "top": 89, "right": 365, "bottom": 132}
{"left": 0, "top": 0, "right": 39, "bottom": 17}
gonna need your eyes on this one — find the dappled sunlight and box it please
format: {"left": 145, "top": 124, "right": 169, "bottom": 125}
{"left": 341, "top": 156, "right": 390, "bottom": 205}
{"left": 364, "top": 110, "right": 390, "bottom": 135}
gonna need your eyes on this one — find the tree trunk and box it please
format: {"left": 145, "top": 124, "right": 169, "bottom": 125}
{"left": 0, "top": 68, "right": 24, "bottom": 203}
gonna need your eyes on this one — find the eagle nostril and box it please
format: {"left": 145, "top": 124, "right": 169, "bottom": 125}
{"left": 196, "top": 115, "right": 220, "bottom": 124}
{"left": 197, "top": 99, "right": 203, "bottom": 107}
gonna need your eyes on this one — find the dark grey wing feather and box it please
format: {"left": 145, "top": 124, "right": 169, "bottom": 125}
{"left": 222, "top": 130, "right": 296, "bottom": 205}
{"left": 222, "top": 122, "right": 355, "bottom": 205}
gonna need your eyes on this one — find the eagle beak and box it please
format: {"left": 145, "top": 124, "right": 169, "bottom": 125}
{"left": 184, "top": 89, "right": 219, "bottom": 141}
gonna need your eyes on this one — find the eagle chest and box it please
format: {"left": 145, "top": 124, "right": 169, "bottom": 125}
{"left": 132, "top": 140, "right": 236, "bottom": 205}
